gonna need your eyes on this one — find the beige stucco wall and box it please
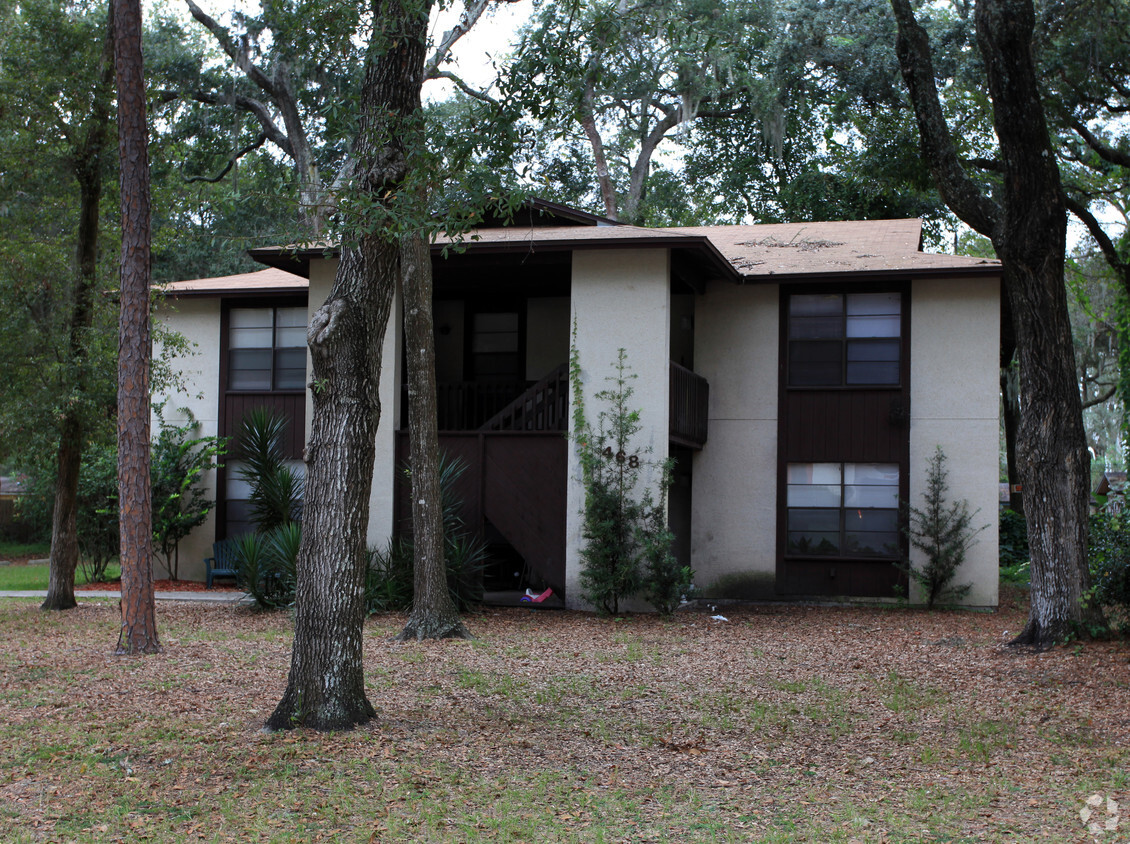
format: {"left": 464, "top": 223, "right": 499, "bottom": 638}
{"left": 909, "top": 277, "right": 1000, "bottom": 607}
{"left": 527, "top": 296, "right": 570, "bottom": 380}
{"left": 152, "top": 297, "right": 222, "bottom": 581}
{"left": 307, "top": 258, "right": 402, "bottom": 551}
{"left": 566, "top": 249, "right": 671, "bottom": 609}
{"left": 690, "top": 282, "right": 780, "bottom": 597}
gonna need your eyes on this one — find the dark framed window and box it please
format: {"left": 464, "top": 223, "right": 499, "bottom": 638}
{"left": 228, "top": 306, "right": 307, "bottom": 391}
{"left": 788, "top": 292, "right": 901, "bottom": 387}
{"left": 785, "top": 462, "right": 900, "bottom": 558}
{"left": 468, "top": 310, "right": 521, "bottom": 383}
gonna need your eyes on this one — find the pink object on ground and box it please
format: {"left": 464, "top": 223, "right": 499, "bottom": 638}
{"left": 520, "top": 587, "right": 554, "bottom": 604}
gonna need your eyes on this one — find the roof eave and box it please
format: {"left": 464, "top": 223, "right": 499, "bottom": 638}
{"left": 737, "top": 263, "right": 1003, "bottom": 285}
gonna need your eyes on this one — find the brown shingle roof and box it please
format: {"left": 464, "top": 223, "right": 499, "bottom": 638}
{"left": 158, "top": 267, "right": 308, "bottom": 296}
{"left": 238, "top": 218, "right": 1002, "bottom": 284}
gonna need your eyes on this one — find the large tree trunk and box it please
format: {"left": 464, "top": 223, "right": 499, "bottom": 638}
{"left": 42, "top": 418, "right": 83, "bottom": 611}
{"left": 975, "top": 0, "right": 1102, "bottom": 646}
{"left": 114, "top": 0, "right": 159, "bottom": 654}
{"left": 891, "top": 0, "right": 1102, "bottom": 647}
{"left": 266, "top": 0, "right": 432, "bottom": 732}
{"left": 397, "top": 232, "right": 470, "bottom": 641}
{"left": 41, "top": 15, "right": 115, "bottom": 612}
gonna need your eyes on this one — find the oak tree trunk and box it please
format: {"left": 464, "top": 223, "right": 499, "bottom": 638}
{"left": 266, "top": 0, "right": 432, "bottom": 731}
{"left": 975, "top": 0, "right": 1101, "bottom": 646}
{"left": 42, "top": 418, "right": 83, "bottom": 611}
{"left": 114, "top": 0, "right": 159, "bottom": 654}
{"left": 397, "top": 232, "right": 470, "bottom": 641}
{"left": 892, "top": 0, "right": 1102, "bottom": 647}
{"left": 41, "top": 15, "right": 115, "bottom": 612}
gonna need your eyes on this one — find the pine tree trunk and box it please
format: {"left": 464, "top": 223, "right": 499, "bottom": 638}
{"left": 397, "top": 232, "right": 470, "bottom": 641}
{"left": 266, "top": 0, "right": 433, "bottom": 731}
{"left": 114, "top": 0, "right": 158, "bottom": 654}
{"left": 975, "top": 0, "right": 1102, "bottom": 646}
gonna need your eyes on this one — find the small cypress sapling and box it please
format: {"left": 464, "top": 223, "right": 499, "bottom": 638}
{"left": 572, "top": 337, "right": 682, "bottom": 614}
{"left": 903, "top": 446, "right": 986, "bottom": 608}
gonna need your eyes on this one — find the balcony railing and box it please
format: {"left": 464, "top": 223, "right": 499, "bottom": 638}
{"left": 670, "top": 361, "right": 709, "bottom": 449}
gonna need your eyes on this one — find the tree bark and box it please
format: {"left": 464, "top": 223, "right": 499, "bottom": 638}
{"left": 397, "top": 232, "right": 471, "bottom": 641}
{"left": 42, "top": 11, "right": 115, "bottom": 612}
{"left": 266, "top": 0, "right": 432, "bottom": 731}
{"left": 891, "top": 0, "right": 1102, "bottom": 647}
{"left": 975, "top": 0, "right": 1101, "bottom": 645}
{"left": 1000, "top": 363, "right": 1022, "bottom": 514}
{"left": 114, "top": 0, "right": 159, "bottom": 654}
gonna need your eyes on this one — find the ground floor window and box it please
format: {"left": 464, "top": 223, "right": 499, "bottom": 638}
{"left": 786, "top": 462, "right": 900, "bottom": 558}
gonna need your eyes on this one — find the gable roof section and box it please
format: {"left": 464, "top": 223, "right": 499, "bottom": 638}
{"left": 158, "top": 267, "right": 308, "bottom": 297}
{"left": 675, "top": 218, "right": 998, "bottom": 283}
{"left": 245, "top": 218, "right": 1001, "bottom": 285}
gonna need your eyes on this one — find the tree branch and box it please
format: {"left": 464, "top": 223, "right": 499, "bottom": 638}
{"left": 182, "top": 131, "right": 268, "bottom": 183}
{"left": 183, "top": 0, "right": 277, "bottom": 97}
{"left": 1071, "top": 119, "right": 1130, "bottom": 168}
{"left": 889, "top": 0, "right": 999, "bottom": 237}
{"left": 156, "top": 88, "right": 293, "bottom": 158}
{"left": 1083, "top": 384, "right": 1117, "bottom": 409}
{"left": 1065, "top": 195, "right": 1130, "bottom": 294}
{"left": 428, "top": 70, "right": 497, "bottom": 103}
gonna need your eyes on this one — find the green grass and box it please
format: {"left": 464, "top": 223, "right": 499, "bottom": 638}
{"left": 0, "top": 562, "right": 121, "bottom": 591}
{"left": 0, "top": 539, "right": 48, "bottom": 559}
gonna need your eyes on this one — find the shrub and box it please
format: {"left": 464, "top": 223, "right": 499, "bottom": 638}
{"left": 151, "top": 407, "right": 225, "bottom": 580}
{"left": 902, "top": 446, "right": 986, "bottom": 608}
{"left": 1088, "top": 511, "right": 1130, "bottom": 633}
{"left": 571, "top": 343, "right": 683, "bottom": 614}
{"left": 236, "top": 408, "right": 302, "bottom": 533}
{"left": 639, "top": 466, "right": 694, "bottom": 616}
{"left": 235, "top": 522, "right": 300, "bottom": 610}
{"left": 365, "top": 453, "right": 487, "bottom": 614}
{"left": 998, "top": 508, "right": 1028, "bottom": 568}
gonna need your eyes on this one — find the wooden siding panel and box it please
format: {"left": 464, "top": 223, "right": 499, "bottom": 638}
{"left": 394, "top": 432, "right": 566, "bottom": 595}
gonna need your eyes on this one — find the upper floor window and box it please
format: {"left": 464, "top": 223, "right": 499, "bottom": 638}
{"left": 788, "top": 292, "right": 901, "bottom": 387}
{"left": 228, "top": 306, "right": 307, "bottom": 391}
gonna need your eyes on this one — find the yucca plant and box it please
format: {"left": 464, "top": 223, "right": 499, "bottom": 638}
{"left": 236, "top": 407, "right": 302, "bottom": 533}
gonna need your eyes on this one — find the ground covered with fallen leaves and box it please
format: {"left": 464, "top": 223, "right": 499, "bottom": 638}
{"left": 0, "top": 590, "right": 1126, "bottom": 842}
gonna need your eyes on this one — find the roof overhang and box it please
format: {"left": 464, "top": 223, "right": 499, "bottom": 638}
{"left": 249, "top": 233, "right": 741, "bottom": 289}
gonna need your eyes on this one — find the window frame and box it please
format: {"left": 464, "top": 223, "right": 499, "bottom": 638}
{"left": 784, "top": 461, "right": 902, "bottom": 561}
{"left": 222, "top": 301, "right": 309, "bottom": 395}
{"left": 784, "top": 288, "right": 908, "bottom": 390}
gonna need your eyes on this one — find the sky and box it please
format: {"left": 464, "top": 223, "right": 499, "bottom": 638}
{"left": 424, "top": 1, "right": 529, "bottom": 100}
{"left": 174, "top": 0, "right": 530, "bottom": 101}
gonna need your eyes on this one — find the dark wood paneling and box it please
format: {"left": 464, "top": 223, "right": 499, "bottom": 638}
{"left": 394, "top": 432, "right": 567, "bottom": 595}
{"left": 783, "top": 390, "right": 906, "bottom": 463}
{"left": 776, "top": 284, "right": 911, "bottom": 598}
{"left": 222, "top": 393, "right": 306, "bottom": 459}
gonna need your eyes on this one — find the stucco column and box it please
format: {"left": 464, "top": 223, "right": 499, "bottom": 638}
{"left": 307, "top": 259, "right": 402, "bottom": 550}
{"left": 152, "top": 298, "right": 222, "bottom": 580}
{"left": 566, "top": 248, "right": 671, "bottom": 610}
{"left": 909, "top": 277, "right": 1000, "bottom": 608}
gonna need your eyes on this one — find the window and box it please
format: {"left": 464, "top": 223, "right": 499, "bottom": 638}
{"left": 224, "top": 459, "right": 305, "bottom": 538}
{"left": 228, "top": 306, "right": 307, "bottom": 391}
{"left": 788, "top": 292, "right": 901, "bottom": 387}
{"left": 786, "top": 462, "right": 900, "bottom": 558}
{"left": 469, "top": 311, "right": 520, "bottom": 382}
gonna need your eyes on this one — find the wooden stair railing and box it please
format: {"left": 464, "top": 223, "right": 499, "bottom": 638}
{"left": 479, "top": 362, "right": 569, "bottom": 433}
